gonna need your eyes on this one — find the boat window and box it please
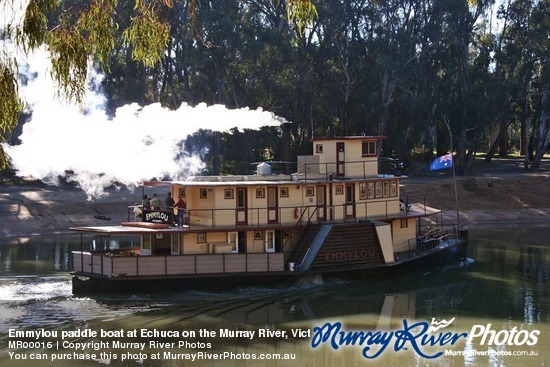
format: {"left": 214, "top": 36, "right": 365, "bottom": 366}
{"left": 362, "top": 141, "right": 376, "bottom": 156}
{"left": 375, "top": 182, "right": 382, "bottom": 198}
{"left": 359, "top": 183, "right": 367, "bottom": 200}
{"left": 383, "top": 181, "right": 390, "bottom": 197}
{"left": 316, "top": 144, "right": 323, "bottom": 153}
{"left": 390, "top": 180, "right": 397, "bottom": 197}
{"left": 367, "top": 182, "right": 375, "bottom": 199}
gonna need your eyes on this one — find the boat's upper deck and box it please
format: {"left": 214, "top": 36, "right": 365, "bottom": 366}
{"left": 144, "top": 155, "right": 403, "bottom": 189}
{"left": 70, "top": 136, "right": 438, "bottom": 235}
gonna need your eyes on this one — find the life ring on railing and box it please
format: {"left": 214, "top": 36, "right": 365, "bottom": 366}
{"left": 294, "top": 207, "right": 300, "bottom": 219}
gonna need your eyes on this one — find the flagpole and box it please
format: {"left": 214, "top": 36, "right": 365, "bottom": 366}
{"left": 443, "top": 117, "right": 460, "bottom": 224}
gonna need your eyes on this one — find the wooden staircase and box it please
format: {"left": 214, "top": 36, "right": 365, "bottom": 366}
{"left": 288, "top": 222, "right": 321, "bottom": 265}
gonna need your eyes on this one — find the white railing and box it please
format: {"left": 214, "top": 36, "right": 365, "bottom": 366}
{"left": 72, "top": 252, "right": 285, "bottom": 277}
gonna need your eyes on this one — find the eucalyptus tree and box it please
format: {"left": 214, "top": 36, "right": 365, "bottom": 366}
{"left": 347, "top": 0, "right": 448, "bottom": 159}
{"left": 305, "top": 0, "right": 370, "bottom": 137}
{"left": 371, "top": 0, "right": 441, "bottom": 160}
{"left": 428, "top": 0, "right": 494, "bottom": 174}
{"left": 483, "top": 0, "right": 549, "bottom": 171}
{"left": 485, "top": 0, "right": 539, "bottom": 162}
{"left": 528, "top": 0, "right": 549, "bottom": 171}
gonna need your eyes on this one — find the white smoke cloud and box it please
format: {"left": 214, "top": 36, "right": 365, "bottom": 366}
{"left": 2, "top": 44, "right": 284, "bottom": 199}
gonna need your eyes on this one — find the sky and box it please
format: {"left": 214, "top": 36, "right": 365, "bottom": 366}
{"left": 1, "top": 2, "right": 285, "bottom": 199}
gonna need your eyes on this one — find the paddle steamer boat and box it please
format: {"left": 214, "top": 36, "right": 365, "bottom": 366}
{"left": 70, "top": 135, "right": 467, "bottom": 293}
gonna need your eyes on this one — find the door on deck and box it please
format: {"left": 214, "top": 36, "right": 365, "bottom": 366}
{"left": 265, "top": 230, "right": 275, "bottom": 253}
{"left": 236, "top": 187, "right": 248, "bottom": 225}
{"left": 345, "top": 183, "right": 356, "bottom": 220}
{"left": 336, "top": 142, "right": 345, "bottom": 177}
{"left": 171, "top": 234, "right": 180, "bottom": 255}
{"left": 316, "top": 185, "right": 326, "bottom": 221}
{"left": 228, "top": 232, "right": 239, "bottom": 253}
{"left": 267, "top": 187, "right": 278, "bottom": 224}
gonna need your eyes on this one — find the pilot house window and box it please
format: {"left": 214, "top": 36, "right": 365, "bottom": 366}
{"left": 362, "top": 141, "right": 376, "bottom": 156}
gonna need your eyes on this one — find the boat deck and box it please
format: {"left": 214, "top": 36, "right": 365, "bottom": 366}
{"left": 72, "top": 251, "right": 286, "bottom": 278}
{"left": 74, "top": 202, "right": 441, "bottom": 235}
{"left": 70, "top": 224, "right": 190, "bottom": 234}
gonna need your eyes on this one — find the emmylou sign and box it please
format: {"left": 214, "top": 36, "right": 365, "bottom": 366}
{"left": 142, "top": 210, "right": 173, "bottom": 224}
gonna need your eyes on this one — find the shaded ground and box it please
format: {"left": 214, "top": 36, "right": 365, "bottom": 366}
{"left": 0, "top": 176, "right": 141, "bottom": 239}
{"left": 0, "top": 157, "right": 548, "bottom": 240}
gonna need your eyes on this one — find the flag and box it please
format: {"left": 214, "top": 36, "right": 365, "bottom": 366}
{"left": 430, "top": 153, "right": 453, "bottom": 171}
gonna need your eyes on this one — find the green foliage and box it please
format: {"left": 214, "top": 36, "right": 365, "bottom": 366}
{"left": 123, "top": 0, "right": 170, "bottom": 68}
{"left": 81, "top": 0, "right": 117, "bottom": 69}
{"left": 0, "top": 57, "right": 25, "bottom": 170}
{"left": 47, "top": 0, "right": 119, "bottom": 101}
{"left": 48, "top": 28, "right": 88, "bottom": 102}
{"left": 21, "top": 0, "right": 51, "bottom": 51}
{"left": 286, "top": 0, "right": 318, "bottom": 36}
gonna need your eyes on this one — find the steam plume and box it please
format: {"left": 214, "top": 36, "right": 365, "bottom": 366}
{"left": 3, "top": 47, "right": 283, "bottom": 199}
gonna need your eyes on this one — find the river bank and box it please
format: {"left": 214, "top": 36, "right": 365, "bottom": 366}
{"left": 400, "top": 156, "right": 550, "bottom": 223}
{"left": 400, "top": 173, "right": 550, "bottom": 224}
{"left": 1, "top": 158, "right": 548, "bottom": 239}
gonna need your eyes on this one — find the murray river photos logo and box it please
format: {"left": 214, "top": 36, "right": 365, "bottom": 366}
{"left": 310, "top": 318, "right": 540, "bottom": 359}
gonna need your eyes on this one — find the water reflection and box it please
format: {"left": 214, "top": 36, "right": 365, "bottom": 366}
{"left": 0, "top": 225, "right": 549, "bottom": 366}
{"left": 0, "top": 234, "right": 138, "bottom": 277}
{"left": 466, "top": 225, "right": 550, "bottom": 325}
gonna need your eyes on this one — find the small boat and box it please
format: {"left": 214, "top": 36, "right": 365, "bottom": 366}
{"left": 70, "top": 135, "right": 467, "bottom": 294}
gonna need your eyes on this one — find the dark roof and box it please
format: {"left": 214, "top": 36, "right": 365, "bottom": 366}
{"left": 310, "top": 136, "right": 387, "bottom": 141}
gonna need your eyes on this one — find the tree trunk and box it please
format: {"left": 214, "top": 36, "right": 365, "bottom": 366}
{"left": 336, "top": 38, "right": 351, "bottom": 136}
{"left": 377, "top": 71, "right": 397, "bottom": 155}
{"left": 520, "top": 119, "right": 527, "bottom": 156}
{"left": 499, "top": 123, "right": 509, "bottom": 156}
{"left": 523, "top": 118, "right": 530, "bottom": 170}
{"left": 531, "top": 88, "right": 550, "bottom": 171}
{"left": 423, "top": 104, "right": 437, "bottom": 161}
{"left": 485, "top": 121, "right": 507, "bottom": 162}
{"left": 456, "top": 132, "right": 467, "bottom": 176}
{"left": 464, "top": 130, "right": 481, "bottom": 175}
